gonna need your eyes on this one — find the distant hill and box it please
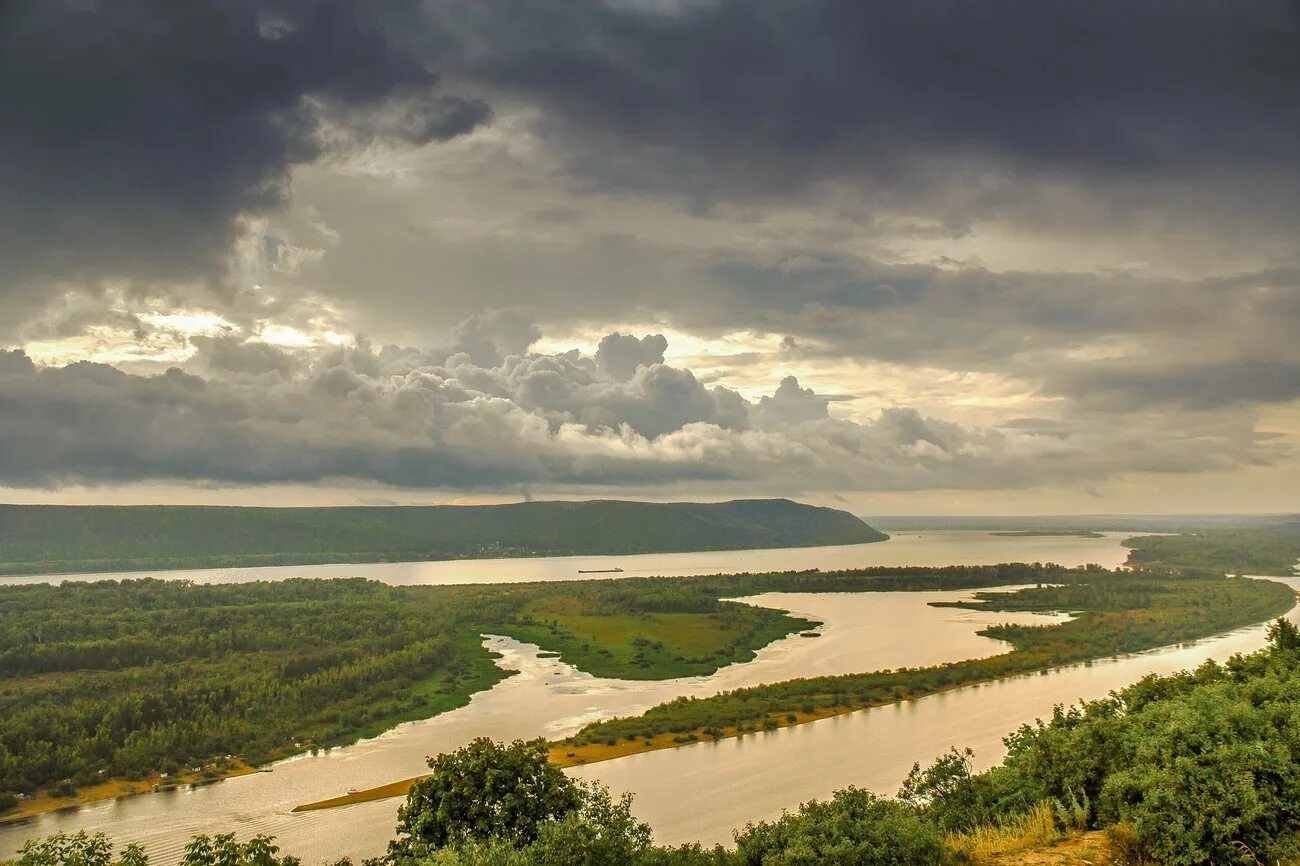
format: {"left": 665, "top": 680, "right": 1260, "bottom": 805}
{"left": 868, "top": 513, "right": 1298, "bottom": 533}
{"left": 0, "top": 499, "right": 887, "bottom": 576}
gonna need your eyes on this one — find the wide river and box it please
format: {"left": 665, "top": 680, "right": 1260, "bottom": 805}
{"left": 4, "top": 532, "right": 1292, "bottom": 864}
{"left": 2, "top": 529, "right": 1132, "bottom": 586}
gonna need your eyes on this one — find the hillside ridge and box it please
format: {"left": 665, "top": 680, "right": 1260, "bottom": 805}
{"left": 0, "top": 498, "right": 887, "bottom": 575}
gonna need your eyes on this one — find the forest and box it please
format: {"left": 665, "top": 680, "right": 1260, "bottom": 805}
{"left": 10, "top": 620, "right": 1300, "bottom": 865}
{"left": 1124, "top": 521, "right": 1300, "bottom": 576}
{"left": 0, "top": 564, "right": 1060, "bottom": 803}
{"left": 2, "top": 561, "right": 1293, "bottom": 814}
{"left": 0, "top": 499, "right": 885, "bottom": 575}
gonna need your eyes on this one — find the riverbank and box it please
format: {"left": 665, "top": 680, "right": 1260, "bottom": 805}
{"left": 0, "top": 761, "right": 259, "bottom": 826}
{"left": 292, "top": 574, "right": 1297, "bottom": 816}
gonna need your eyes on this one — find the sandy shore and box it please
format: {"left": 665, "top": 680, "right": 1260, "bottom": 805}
{"left": 0, "top": 761, "right": 259, "bottom": 826}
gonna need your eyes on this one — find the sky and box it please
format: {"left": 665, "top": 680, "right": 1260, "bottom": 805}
{"left": 1, "top": 0, "right": 1298, "bottom": 515}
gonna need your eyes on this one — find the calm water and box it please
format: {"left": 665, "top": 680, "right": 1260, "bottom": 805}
{"left": 577, "top": 587, "right": 1300, "bottom": 846}
{"left": 0, "top": 584, "right": 1067, "bottom": 861}
{"left": 1, "top": 530, "right": 1134, "bottom": 586}
{"left": 5, "top": 577, "right": 1295, "bottom": 862}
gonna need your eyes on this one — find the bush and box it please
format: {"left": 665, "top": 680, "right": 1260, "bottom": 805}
{"left": 13, "top": 832, "right": 148, "bottom": 866}
{"left": 390, "top": 738, "right": 582, "bottom": 859}
{"left": 733, "top": 788, "right": 945, "bottom": 866}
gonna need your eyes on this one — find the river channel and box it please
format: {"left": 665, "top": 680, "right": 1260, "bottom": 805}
{"left": 5, "top": 532, "right": 1281, "bottom": 864}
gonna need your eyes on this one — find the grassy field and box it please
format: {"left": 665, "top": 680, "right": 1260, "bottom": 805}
{"left": 503, "top": 595, "right": 815, "bottom": 678}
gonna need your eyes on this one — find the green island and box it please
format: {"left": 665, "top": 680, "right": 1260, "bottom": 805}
{"left": 990, "top": 530, "right": 1105, "bottom": 538}
{"left": 551, "top": 568, "right": 1291, "bottom": 757}
{"left": 1124, "top": 521, "right": 1300, "bottom": 576}
{"left": 298, "top": 563, "right": 1286, "bottom": 802}
{"left": 11, "top": 622, "right": 1300, "bottom": 866}
{"left": 0, "top": 499, "right": 885, "bottom": 576}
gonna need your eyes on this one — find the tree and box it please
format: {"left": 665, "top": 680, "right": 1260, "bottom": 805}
{"left": 1267, "top": 617, "right": 1300, "bottom": 651}
{"left": 526, "top": 785, "right": 653, "bottom": 866}
{"left": 178, "top": 834, "right": 300, "bottom": 866}
{"left": 390, "top": 738, "right": 583, "bottom": 859}
{"left": 14, "top": 833, "right": 147, "bottom": 866}
{"left": 733, "top": 788, "right": 945, "bottom": 866}
{"left": 419, "top": 786, "right": 655, "bottom": 866}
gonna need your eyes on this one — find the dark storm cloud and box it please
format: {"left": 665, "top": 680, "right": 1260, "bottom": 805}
{"left": 422, "top": 0, "right": 1300, "bottom": 230}
{"left": 0, "top": 0, "right": 488, "bottom": 321}
{"left": 1050, "top": 361, "right": 1300, "bottom": 412}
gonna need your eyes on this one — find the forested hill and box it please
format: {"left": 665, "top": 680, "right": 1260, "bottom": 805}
{"left": 0, "top": 499, "right": 887, "bottom": 575}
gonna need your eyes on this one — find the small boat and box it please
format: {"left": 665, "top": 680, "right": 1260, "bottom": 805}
{"left": 577, "top": 567, "right": 624, "bottom": 574}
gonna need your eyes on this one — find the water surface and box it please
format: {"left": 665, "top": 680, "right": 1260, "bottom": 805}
{"left": 0, "top": 585, "right": 1066, "bottom": 862}
{"left": 2, "top": 530, "right": 1133, "bottom": 586}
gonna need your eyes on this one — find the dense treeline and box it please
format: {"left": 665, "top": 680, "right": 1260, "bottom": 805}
{"left": 6, "top": 563, "right": 920, "bottom": 798}
{"left": 0, "top": 580, "right": 513, "bottom": 795}
{"left": 1125, "top": 522, "right": 1300, "bottom": 576}
{"left": 0, "top": 499, "right": 885, "bottom": 575}
{"left": 565, "top": 571, "right": 1295, "bottom": 747}
{"left": 18, "top": 629, "right": 1300, "bottom": 866}
{"left": 2, "top": 563, "right": 1291, "bottom": 821}
{"left": 0, "top": 563, "right": 1086, "bottom": 801}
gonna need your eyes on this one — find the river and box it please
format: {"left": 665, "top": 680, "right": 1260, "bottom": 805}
{"left": 1, "top": 529, "right": 1133, "bottom": 586}
{"left": 3, "top": 532, "right": 1282, "bottom": 864}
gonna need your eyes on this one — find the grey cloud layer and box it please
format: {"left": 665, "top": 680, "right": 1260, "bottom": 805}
{"left": 2, "top": 0, "right": 1297, "bottom": 502}
{"left": 0, "top": 324, "right": 1276, "bottom": 491}
{"left": 0, "top": 0, "right": 486, "bottom": 328}
{"left": 421, "top": 0, "right": 1300, "bottom": 240}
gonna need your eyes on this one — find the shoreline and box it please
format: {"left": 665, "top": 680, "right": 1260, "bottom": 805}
{"left": 290, "top": 674, "right": 1036, "bottom": 815}
{"left": 0, "top": 761, "right": 260, "bottom": 827}
{"left": 0, "top": 537, "right": 889, "bottom": 580}
{"left": 292, "top": 590, "right": 1298, "bottom": 816}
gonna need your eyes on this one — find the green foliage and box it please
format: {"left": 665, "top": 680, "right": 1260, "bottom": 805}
{"left": 1, "top": 561, "right": 1292, "bottom": 828}
{"left": 0, "top": 563, "right": 1096, "bottom": 799}
{"left": 18, "top": 633, "right": 1300, "bottom": 866}
{"left": 565, "top": 571, "right": 1295, "bottom": 745}
{"left": 0, "top": 579, "right": 510, "bottom": 795}
{"left": 948, "top": 639, "right": 1300, "bottom": 865}
{"left": 179, "top": 834, "right": 301, "bottom": 866}
{"left": 1124, "top": 523, "right": 1300, "bottom": 576}
{"left": 1269, "top": 616, "right": 1300, "bottom": 651}
{"left": 12, "top": 832, "right": 146, "bottom": 866}
{"left": 0, "top": 500, "right": 885, "bottom": 575}
{"left": 391, "top": 739, "right": 583, "bottom": 858}
{"left": 522, "top": 786, "right": 653, "bottom": 866}
{"left": 420, "top": 785, "right": 655, "bottom": 866}
{"left": 502, "top": 602, "right": 812, "bottom": 680}
{"left": 898, "top": 748, "right": 997, "bottom": 833}
{"left": 733, "top": 788, "right": 946, "bottom": 866}
{"left": 1098, "top": 684, "right": 1300, "bottom": 865}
